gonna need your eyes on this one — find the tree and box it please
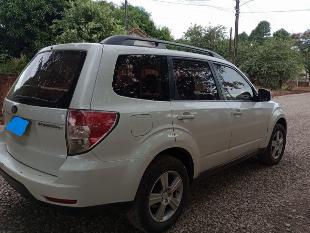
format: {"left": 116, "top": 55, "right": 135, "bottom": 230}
{"left": 154, "top": 26, "right": 173, "bottom": 41}
{"left": 238, "top": 39, "right": 302, "bottom": 89}
{"left": 52, "top": 0, "right": 124, "bottom": 43}
{"left": 273, "top": 28, "right": 290, "bottom": 40}
{"left": 113, "top": 4, "right": 173, "bottom": 41}
{"left": 239, "top": 32, "right": 249, "bottom": 42}
{"left": 180, "top": 24, "right": 229, "bottom": 57}
{"left": 295, "top": 30, "right": 310, "bottom": 79}
{"left": 249, "top": 21, "right": 271, "bottom": 43}
{"left": 0, "top": 0, "right": 67, "bottom": 57}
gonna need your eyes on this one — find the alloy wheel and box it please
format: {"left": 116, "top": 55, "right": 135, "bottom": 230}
{"left": 271, "top": 130, "right": 284, "bottom": 160}
{"left": 148, "top": 171, "right": 183, "bottom": 223}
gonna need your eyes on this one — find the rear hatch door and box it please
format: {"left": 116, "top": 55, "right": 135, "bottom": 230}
{"left": 3, "top": 48, "right": 98, "bottom": 176}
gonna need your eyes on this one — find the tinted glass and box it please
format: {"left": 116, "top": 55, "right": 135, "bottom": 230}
{"left": 172, "top": 59, "right": 219, "bottom": 100}
{"left": 214, "top": 64, "right": 253, "bottom": 101}
{"left": 8, "top": 50, "right": 87, "bottom": 108}
{"left": 113, "top": 55, "right": 169, "bottom": 101}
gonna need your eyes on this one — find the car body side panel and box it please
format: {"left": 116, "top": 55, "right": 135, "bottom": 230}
{"left": 225, "top": 101, "right": 273, "bottom": 158}
{"left": 262, "top": 102, "right": 286, "bottom": 148}
{"left": 89, "top": 47, "right": 176, "bottom": 161}
{"left": 171, "top": 101, "right": 232, "bottom": 174}
{"left": 69, "top": 44, "right": 103, "bottom": 109}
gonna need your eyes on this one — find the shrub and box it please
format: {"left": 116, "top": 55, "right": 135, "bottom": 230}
{"left": 0, "top": 55, "right": 28, "bottom": 74}
{"left": 237, "top": 39, "right": 302, "bottom": 89}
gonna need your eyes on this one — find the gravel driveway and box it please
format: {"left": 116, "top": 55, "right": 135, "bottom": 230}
{"left": 1, "top": 93, "right": 310, "bottom": 233}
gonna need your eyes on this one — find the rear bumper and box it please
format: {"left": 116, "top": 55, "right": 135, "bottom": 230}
{"left": 0, "top": 166, "right": 35, "bottom": 200}
{"left": 0, "top": 136, "right": 150, "bottom": 207}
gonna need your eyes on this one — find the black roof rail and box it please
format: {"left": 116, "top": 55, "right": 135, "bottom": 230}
{"left": 100, "top": 35, "right": 225, "bottom": 60}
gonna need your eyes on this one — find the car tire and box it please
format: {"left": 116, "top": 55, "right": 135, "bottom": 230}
{"left": 259, "top": 124, "right": 286, "bottom": 165}
{"left": 127, "top": 155, "right": 190, "bottom": 233}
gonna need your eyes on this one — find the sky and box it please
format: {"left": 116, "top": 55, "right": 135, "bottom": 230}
{"left": 110, "top": 0, "right": 310, "bottom": 39}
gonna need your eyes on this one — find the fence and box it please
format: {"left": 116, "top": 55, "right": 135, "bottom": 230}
{"left": 287, "top": 80, "right": 310, "bottom": 87}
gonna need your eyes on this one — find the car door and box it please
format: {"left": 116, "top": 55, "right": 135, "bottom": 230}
{"left": 170, "top": 58, "right": 232, "bottom": 171}
{"left": 212, "top": 63, "right": 269, "bottom": 159}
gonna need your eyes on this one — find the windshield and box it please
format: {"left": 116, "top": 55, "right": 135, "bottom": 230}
{"left": 8, "top": 50, "right": 87, "bottom": 108}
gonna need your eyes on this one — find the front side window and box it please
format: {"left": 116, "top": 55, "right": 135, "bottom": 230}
{"left": 172, "top": 59, "right": 219, "bottom": 100}
{"left": 8, "top": 50, "right": 87, "bottom": 108}
{"left": 214, "top": 64, "right": 254, "bottom": 101}
{"left": 113, "top": 55, "right": 169, "bottom": 101}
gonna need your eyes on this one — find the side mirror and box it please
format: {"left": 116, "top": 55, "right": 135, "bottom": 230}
{"left": 236, "top": 91, "right": 252, "bottom": 101}
{"left": 258, "top": 88, "right": 271, "bottom": 102}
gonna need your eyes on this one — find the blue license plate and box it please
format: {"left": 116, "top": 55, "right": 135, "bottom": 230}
{"left": 5, "top": 116, "right": 30, "bottom": 137}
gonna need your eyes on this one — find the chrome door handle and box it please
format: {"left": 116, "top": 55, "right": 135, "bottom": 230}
{"left": 177, "top": 112, "right": 196, "bottom": 120}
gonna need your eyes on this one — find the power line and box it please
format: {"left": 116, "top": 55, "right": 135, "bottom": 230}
{"left": 151, "top": 0, "right": 232, "bottom": 12}
{"left": 152, "top": 0, "right": 310, "bottom": 14}
{"left": 244, "top": 3, "right": 260, "bottom": 22}
{"left": 179, "top": 0, "right": 211, "bottom": 1}
{"left": 241, "top": 9, "right": 310, "bottom": 13}
{"left": 240, "top": 0, "right": 255, "bottom": 7}
{"left": 152, "top": 0, "right": 229, "bottom": 9}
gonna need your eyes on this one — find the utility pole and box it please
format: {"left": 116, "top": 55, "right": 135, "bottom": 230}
{"left": 233, "top": 0, "right": 240, "bottom": 64}
{"left": 125, "top": 0, "right": 129, "bottom": 34}
{"left": 229, "top": 27, "right": 233, "bottom": 61}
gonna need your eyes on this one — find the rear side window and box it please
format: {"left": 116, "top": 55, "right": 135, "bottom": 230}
{"left": 113, "top": 55, "right": 169, "bottom": 101}
{"left": 8, "top": 50, "right": 87, "bottom": 108}
{"left": 172, "top": 59, "right": 219, "bottom": 100}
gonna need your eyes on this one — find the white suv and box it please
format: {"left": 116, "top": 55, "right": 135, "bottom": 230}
{"left": 0, "top": 36, "right": 286, "bottom": 233}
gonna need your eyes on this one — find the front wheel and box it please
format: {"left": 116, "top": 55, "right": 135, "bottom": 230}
{"left": 127, "top": 155, "right": 189, "bottom": 233}
{"left": 259, "top": 123, "right": 286, "bottom": 165}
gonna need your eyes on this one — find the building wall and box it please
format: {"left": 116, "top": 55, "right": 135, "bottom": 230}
{"left": 0, "top": 75, "right": 17, "bottom": 123}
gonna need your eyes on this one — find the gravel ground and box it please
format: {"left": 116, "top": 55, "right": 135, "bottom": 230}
{"left": 1, "top": 93, "right": 310, "bottom": 233}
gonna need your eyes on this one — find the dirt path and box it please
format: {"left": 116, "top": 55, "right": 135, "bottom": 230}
{"left": 0, "top": 93, "right": 310, "bottom": 233}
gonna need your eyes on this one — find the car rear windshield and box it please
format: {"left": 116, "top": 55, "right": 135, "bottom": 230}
{"left": 8, "top": 50, "right": 87, "bottom": 108}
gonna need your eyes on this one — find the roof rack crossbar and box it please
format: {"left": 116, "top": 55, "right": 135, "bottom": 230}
{"left": 100, "top": 35, "right": 225, "bottom": 60}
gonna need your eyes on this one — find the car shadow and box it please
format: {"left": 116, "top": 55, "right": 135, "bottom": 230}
{"left": 2, "top": 155, "right": 292, "bottom": 233}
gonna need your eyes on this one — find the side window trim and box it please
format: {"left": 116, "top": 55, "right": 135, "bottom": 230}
{"left": 169, "top": 56, "right": 224, "bottom": 101}
{"left": 212, "top": 62, "right": 257, "bottom": 102}
{"left": 167, "top": 56, "right": 176, "bottom": 101}
{"left": 207, "top": 61, "right": 225, "bottom": 100}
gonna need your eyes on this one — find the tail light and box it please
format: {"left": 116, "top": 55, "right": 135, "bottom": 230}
{"left": 66, "top": 109, "right": 118, "bottom": 155}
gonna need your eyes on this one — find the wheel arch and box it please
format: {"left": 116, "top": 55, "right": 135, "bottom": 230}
{"left": 159, "top": 147, "right": 195, "bottom": 183}
{"left": 263, "top": 106, "right": 287, "bottom": 148}
{"left": 276, "top": 117, "right": 287, "bottom": 132}
{"left": 140, "top": 147, "right": 196, "bottom": 186}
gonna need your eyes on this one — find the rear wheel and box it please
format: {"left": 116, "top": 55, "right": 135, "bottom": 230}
{"left": 127, "top": 155, "right": 189, "bottom": 233}
{"left": 259, "top": 124, "right": 286, "bottom": 165}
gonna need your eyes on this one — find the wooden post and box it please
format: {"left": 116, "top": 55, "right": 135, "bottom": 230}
{"left": 233, "top": 0, "right": 240, "bottom": 64}
{"left": 229, "top": 27, "right": 233, "bottom": 61}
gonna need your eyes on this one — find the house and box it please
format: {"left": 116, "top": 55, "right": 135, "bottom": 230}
{"left": 128, "top": 28, "right": 148, "bottom": 38}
